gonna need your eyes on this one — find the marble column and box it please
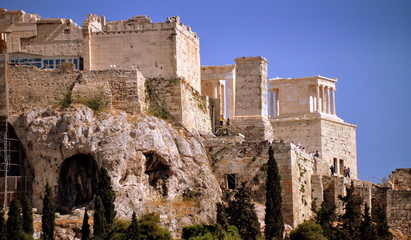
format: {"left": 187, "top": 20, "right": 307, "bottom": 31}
{"left": 315, "top": 85, "right": 320, "bottom": 112}
{"left": 275, "top": 89, "right": 280, "bottom": 117}
{"left": 332, "top": 88, "right": 336, "bottom": 115}
{"left": 269, "top": 90, "right": 274, "bottom": 117}
{"left": 326, "top": 87, "right": 331, "bottom": 114}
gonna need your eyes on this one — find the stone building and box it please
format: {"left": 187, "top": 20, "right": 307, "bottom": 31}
{"left": 0, "top": 8, "right": 409, "bottom": 237}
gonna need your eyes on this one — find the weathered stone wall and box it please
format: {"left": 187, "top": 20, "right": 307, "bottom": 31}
{"left": 7, "top": 66, "right": 146, "bottom": 114}
{"left": 270, "top": 117, "right": 357, "bottom": 178}
{"left": 204, "top": 139, "right": 314, "bottom": 227}
{"left": 0, "top": 54, "right": 8, "bottom": 115}
{"left": 175, "top": 23, "right": 201, "bottom": 91}
{"left": 390, "top": 168, "right": 411, "bottom": 191}
{"left": 321, "top": 119, "right": 357, "bottom": 179}
{"left": 8, "top": 65, "right": 78, "bottom": 114}
{"left": 0, "top": 9, "right": 39, "bottom": 53}
{"left": 387, "top": 189, "right": 411, "bottom": 236}
{"left": 20, "top": 19, "right": 83, "bottom": 57}
{"left": 147, "top": 77, "right": 212, "bottom": 133}
{"left": 234, "top": 57, "right": 268, "bottom": 117}
{"left": 85, "top": 16, "right": 201, "bottom": 91}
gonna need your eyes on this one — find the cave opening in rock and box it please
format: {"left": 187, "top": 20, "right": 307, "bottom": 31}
{"left": 0, "top": 122, "right": 33, "bottom": 206}
{"left": 58, "top": 154, "right": 98, "bottom": 213}
{"left": 144, "top": 151, "right": 171, "bottom": 197}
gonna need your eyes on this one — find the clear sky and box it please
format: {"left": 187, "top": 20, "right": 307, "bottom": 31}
{"left": 2, "top": 0, "right": 410, "bottom": 182}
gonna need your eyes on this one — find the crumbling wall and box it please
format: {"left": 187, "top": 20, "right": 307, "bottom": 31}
{"left": 8, "top": 65, "right": 78, "bottom": 114}
{"left": 204, "top": 139, "right": 315, "bottom": 227}
{"left": 387, "top": 189, "right": 411, "bottom": 236}
{"left": 20, "top": 19, "right": 83, "bottom": 57}
{"left": 387, "top": 169, "right": 411, "bottom": 236}
{"left": 146, "top": 77, "right": 211, "bottom": 132}
{"left": 7, "top": 66, "right": 146, "bottom": 114}
{"left": 390, "top": 168, "right": 411, "bottom": 191}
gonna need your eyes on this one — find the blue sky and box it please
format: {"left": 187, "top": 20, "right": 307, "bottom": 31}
{"left": 2, "top": 0, "right": 410, "bottom": 182}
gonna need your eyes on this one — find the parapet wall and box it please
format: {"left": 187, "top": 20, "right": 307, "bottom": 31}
{"left": 7, "top": 65, "right": 146, "bottom": 114}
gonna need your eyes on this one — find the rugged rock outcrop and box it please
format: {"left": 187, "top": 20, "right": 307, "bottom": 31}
{"left": 9, "top": 105, "right": 221, "bottom": 235}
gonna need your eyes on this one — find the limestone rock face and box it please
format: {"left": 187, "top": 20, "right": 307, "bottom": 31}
{"left": 9, "top": 105, "right": 221, "bottom": 235}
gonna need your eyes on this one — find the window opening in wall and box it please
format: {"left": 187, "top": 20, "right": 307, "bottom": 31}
{"left": 333, "top": 158, "right": 338, "bottom": 175}
{"left": 227, "top": 174, "right": 237, "bottom": 189}
{"left": 339, "top": 159, "right": 344, "bottom": 175}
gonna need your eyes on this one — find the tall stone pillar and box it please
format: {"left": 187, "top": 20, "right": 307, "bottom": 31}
{"left": 326, "top": 87, "right": 331, "bottom": 114}
{"left": 316, "top": 85, "right": 321, "bottom": 112}
{"left": 275, "top": 89, "right": 280, "bottom": 117}
{"left": 231, "top": 57, "right": 273, "bottom": 141}
{"left": 332, "top": 88, "right": 336, "bottom": 115}
{"left": 234, "top": 57, "right": 268, "bottom": 117}
{"left": 269, "top": 90, "right": 274, "bottom": 117}
{"left": 321, "top": 85, "right": 325, "bottom": 112}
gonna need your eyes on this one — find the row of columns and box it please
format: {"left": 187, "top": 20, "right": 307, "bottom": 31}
{"left": 316, "top": 85, "right": 336, "bottom": 115}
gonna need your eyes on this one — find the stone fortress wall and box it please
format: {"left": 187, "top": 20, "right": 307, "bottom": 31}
{"left": 7, "top": 65, "right": 146, "bottom": 115}
{"left": 0, "top": 8, "right": 409, "bottom": 236}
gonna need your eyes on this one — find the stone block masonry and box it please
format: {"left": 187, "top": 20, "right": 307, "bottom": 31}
{"left": 145, "top": 77, "right": 212, "bottom": 133}
{"left": 204, "top": 138, "right": 316, "bottom": 227}
{"left": 7, "top": 66, "right": 146, "bottom": 114}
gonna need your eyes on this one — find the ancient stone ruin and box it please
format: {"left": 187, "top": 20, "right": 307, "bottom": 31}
{"left": 0, "top": 8, "right": 409, "bottom": 237}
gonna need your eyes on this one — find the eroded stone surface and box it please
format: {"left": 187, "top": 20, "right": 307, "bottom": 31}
{"left": 9, "top": 105, "right": 220, "bottom": 236}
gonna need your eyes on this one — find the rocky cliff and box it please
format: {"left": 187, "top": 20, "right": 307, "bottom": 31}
{"left": 9, "top": 105, "right": 221, "bottom": 235}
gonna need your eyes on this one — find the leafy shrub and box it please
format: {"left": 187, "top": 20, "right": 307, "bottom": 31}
{"left": 59, "top": 89, "right": 72, "bottom": 108}
{"left": 182, "top": 223, "right": 241, "bottom": 240}
{"left": 290, "top": 221, "right": 327, "bottom": 240}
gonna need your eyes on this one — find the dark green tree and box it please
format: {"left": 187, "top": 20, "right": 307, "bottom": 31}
{"left": 125, "top": 211, "right": 140, "bottom": 239}
{"left": 265, "top": 145, "right": 284, "bottom": 240}
{"left": 97, "top": 167, "right": 116, "bottom": 226}
{"left": 227, "top": 182, "right": 260, "bottom": 240}
{"left": 338, "top": 182, "right": 362, "bottom": 240}
{"left": 93, "top": 196, "right": 106, "bottom": 238}
{"left": 289, "top": 221, "right": 327, "bottom": 240}
{"left": 42, "top": 183, "right": 55, "bottom": 240}
{"left": 6, "top": 199, "right": 24, "bottom": 240}
{"left": 216, "top": 203, "right": 229, "bottom": 228}
{"left": 375, "top": 205, "right": 392, "bottom": 240}
{"left": 137, "top": 213, "right": 171, "bottom": 240}
{"left": 312, "top": 201, "right": 337, "bottom": 240}
{"left": 359, "top": 204, "right": 377, "bottom": 240}
{"left": 0, "top": 203, "right": 6, "bottom": 240}
{"left": 182, "top": 223, "right": 241, "bottom": 240}
{"left": 81, "top": 208, "right": 90, "bottom": 240}
{"left": 22, "top": 197, "right": 34, "bottom": 235}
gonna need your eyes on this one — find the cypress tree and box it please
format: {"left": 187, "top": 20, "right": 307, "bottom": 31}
{"left": 22, "top": 196, "right": 34, "bottom": 235}
{"left": 338, "top": 182, "right": 362, "bottom": 240}
{"left": 96, "top": 167, "right": 116, "bottom": 226}
{"left": 312, "top": 201, "right": 337, "bottom": 240}
{"left": 41, "top": 183, "right": 55, "bottom": 240}
{"left": 126, "top": 211, "right": 140, "bottom": 239}
{"left": 375, "top": 205, "right": 392, "bottom": 240}
{"left": 6, "top": 199, "right": 24, "bottom": 240}
{"left": 227, "top": 182, "right": 260, "bottom": 240}
{"left": 216, "top": 202, "right": 229, "bottom": 228}
{"left": 81, "top": 208, "right": 90, "bottom": 240}
{"left": 360, "top": 204, "right": 377, "bottom": 240}
{"left": 93, "top": 196, "right": 106, "bottom": 237}
{"left": 0, "top": 204, "right": 5, "bottom": 240}
{"left": 265, "top": 145, "right": 284, "bottom": 240}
